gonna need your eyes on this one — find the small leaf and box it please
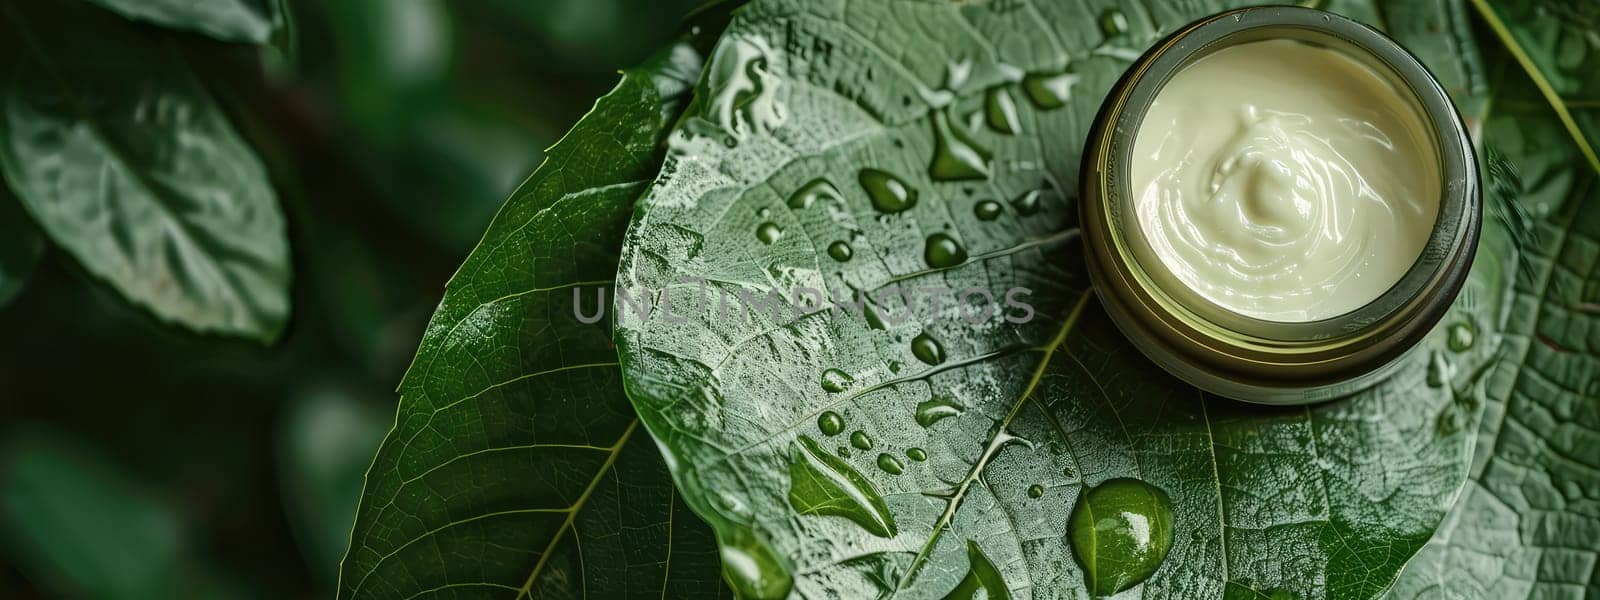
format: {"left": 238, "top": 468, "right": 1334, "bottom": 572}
{"left": 0, "top": 0, "right": 292, "bottom": 341}
{"left": 81, "top": 0, "right": 275, "bottom": 44}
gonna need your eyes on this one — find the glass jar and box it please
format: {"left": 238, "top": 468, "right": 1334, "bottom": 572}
{"left": 1079, "top": 6, "right": 1480, "bottom": 405}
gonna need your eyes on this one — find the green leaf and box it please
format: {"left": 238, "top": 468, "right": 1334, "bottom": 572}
{"left": 0, "top": 0, "right": 292, "bottom": 342}
{"left": 81, "top": 0, "right": 275, "bottom": 44}
{"left": 1386, "top": 53, "right": 1600, "bottom": 600}
{"left": 337, "top": 24, "right": 732, "bottom": 600}
{"left": 1470, "top": 0, "right": 1600, "bottom": 176}
{"left": 614, "top": 2, "right": 1498, "bottom": 598}
{"left": 0, "top": 189, "right": 43, "bottom": 308}
{"left": 0, "top": 424, "right": 249, "bottom": 599}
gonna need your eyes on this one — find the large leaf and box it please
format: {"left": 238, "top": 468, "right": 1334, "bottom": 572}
{"left": 81, "top": 0, "right": 275, "bottom": 44}
{"left": 1387, "top": 50, "right": 1600, "bottom": 600}
{"left": 0, "top": 190, "right": 43, "bottom": 308}
{"left": 614, "top": 1, "right": 1498, "bottom": 598}
{"left": 1470, "top": 0, "right": 1600, "bottom": 176}
{"left": 0, "top": 0, "right": 292, "bottom": 342}
{"left": 337, "top": 24, "right": 732, "bottom": 600}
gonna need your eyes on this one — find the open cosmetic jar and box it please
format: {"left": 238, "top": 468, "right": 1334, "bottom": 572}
{"left": 1079, "top": 6, "right": 1480, "bottom": 405}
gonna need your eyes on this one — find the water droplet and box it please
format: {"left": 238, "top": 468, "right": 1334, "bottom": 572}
{"left": 788, "top": 436, "right": 898, "bottom": 537}
{"left": 850, "top": 430, "right": 874, "bottom": 450}
{"left": 818, "top": 411, "right": 845, "bottom": 436}
{"left": 1011, "top": 189, "right": 1042, "bottom": 215}
{"left": 1068, "top": 478, "right": 1175, "bottom": 597}
{"left": 924, "top": 233, "right": 969, "bottom": 268}
{"left": 929, "top": 110, "right": 992, "bottom": 181}
{"left": 789, "top": 178, "right": 841, "bottom": 209}
{"left": 974, "top": 199, "right": 1004, "bottom": 221}
{"left": 915, "top": 397, "right": 964, "bottom": 428}
{"left": 877, "top": 453, "right": 905, "bottom": 475}
{"left": 756, "top": 222, "right": 783, "bottom": 244}
{"left": 1100, "top": 9, "right": 1129, "bottom": 37}
{"left": 945, "top": 541, "right": 1013, "bottom": 599}
{"left": 828, "top": 240, "right": 854, "bottom": 262}
{"left": 863, "top": 302, "right": 890, "bottom": 331}
{"left": 911, "top": 332, "right": 947, "bottom": 365}
{"left": 985, "top": 87, "right": 1022, "bottom": 135}
{"left": 1028, "top": 484, "right": 1045, "bottom": 499}
{"left": 1426, "top": 351, "right": 1454, "bottom": 388}
{"left": 821, "top": 368, "right": 853, "bottom": 393}
{"left": 1447, "top": 322, "right": 1476, "bottom": 352}
{"left": 906, "top": 447, "right": 927, "bottom": 462}
{"left": 860, "top": 169, "right": 918, "bottom": 214}
{"left": 1022, "top": 71, "right": 1079, "bottom": 110}
{"left": 720, "top": 527, "right": 794, "bottom": 600}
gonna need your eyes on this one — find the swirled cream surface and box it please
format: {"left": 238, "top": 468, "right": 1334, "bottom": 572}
{"left": 1130, "top": 39, "right": 1439, "bottom": 322}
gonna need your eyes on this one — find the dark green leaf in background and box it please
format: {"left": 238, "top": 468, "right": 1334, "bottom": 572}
{"left": 0, "top": 190, "right": 43, "bottom": 309}
{"left": 1469, "top": 0, "right": 1600, "bottom": 176}
{"left": 81, "top": 0, "right": 276, "bottom": 44}
{"left": 338, "top": 16, "right": 733, "bottom": 598}
{"left": 0, "top": 424, "right": 248, "bottom": 599}
{"left": 279, "top": 386, "right": 390, "bottom": 588}
{"left": 0, "top": 0, "right": 292, "bottom": 342}
{"left": 614, "top": 1, "right": 1500, "bottom": 598}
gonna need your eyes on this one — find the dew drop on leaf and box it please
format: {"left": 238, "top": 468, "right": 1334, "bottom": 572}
{"left": 911, "top": 332, "right": 947, "bottom": 365}
{"left": 906, "top": 447, "right": 927, "bottom": 462}
{"left": 876, "top": 453, "right": 904, "bottom": 475}
{"left": 720, "top": 526, "right": 794, "bottom": 600}
{"left": 1426, "top": 351, "right": 1454, "bottom": 388}
{"left": 828, "top": 240, "right": 854, "bottom": 262}
{"left": 860, "top": 168, "right": 918, "bottom": 213}
{"left": 818, "top": 411, "right": 845, "bottom": 436}
{"left": 788, "top": 436, "right": 897, "bottom": 538}
{"left": 929, "top": 110, "right": 992, "bottom": 181}
{"left": 789, "top": 178, "right": 840, "bottom": 209}
{"left": 1100, "top": 8, "right": 1129, "bottom": 37}
{"left": 1011, "top": 189, "right": 1042, "bottom": 216}
{"left": 850, "top": 430, "right": 874, "bottom": 451}
{"left": 821, "top": 368, "right": 854, "bottom": 393}
{"left": 756, "top": 222, "right": 783, "bottom": 244}
{"left": 924, "top": 233, "right": 969, "bottom": 268}
{"left": 1446, "top": 321, "right": 1476, "bottom": 352}
{"left": 914, "top": 397, "right": 964, "bottom": 428}
{"left": 1028, "top": 484, "right": 1045, "bottom": 499}
{"left": 974, "top": 199, "right": 1004, "bottom": 221}
{"left": 985, "top": 87, "right": 1021, "bottom": 135}
{"left": 1022, "top": 71, "right": 1079, "bottom": 110}
{"left": 1068, "top": 478, "right": 1175, "bottom": 596}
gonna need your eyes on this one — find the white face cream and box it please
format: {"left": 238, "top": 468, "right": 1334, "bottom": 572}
{"left": 1130, "top": 39, "right": 1440, "bottom": 322}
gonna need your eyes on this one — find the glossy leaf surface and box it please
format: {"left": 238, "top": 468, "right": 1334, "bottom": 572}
{"left": 337, "top": 35, "right": 730, "bottom": 600}
{"left": 0, "top": 0, "right": 291, "bottom": 341}
{"left": 615, "top": 1, "right": 1497, "bottom": 597}
{"left": 82, "top": 0, "right": 275, "bottom": 44}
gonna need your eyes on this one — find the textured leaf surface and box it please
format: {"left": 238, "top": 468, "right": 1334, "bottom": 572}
{"left": 82, "top": 0, "right": 274, "bottom": 44}
{"left": 0, "top": 0, "right": 291, "bottom": 341}
{"left": 615, "top": 1, "right": 1496, "bottom": 598}
{"left": 1387, "top": 50, "right": 1600, "bottom": 600}
{"left": 338, "top": 36, "right": 730, "bottom": 600}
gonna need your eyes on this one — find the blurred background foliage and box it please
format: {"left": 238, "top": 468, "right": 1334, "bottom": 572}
{"left": 0, "top": 0, "right": 699, "bottom": 596}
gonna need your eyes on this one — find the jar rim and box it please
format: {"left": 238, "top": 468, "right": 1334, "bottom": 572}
{"left": 1078, "top": 6, "right": 1481, "bottom": 403}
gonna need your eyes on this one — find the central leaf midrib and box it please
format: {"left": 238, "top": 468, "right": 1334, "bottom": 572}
{"left": 894, "top": 290, "right": 1094, "bottom": 593}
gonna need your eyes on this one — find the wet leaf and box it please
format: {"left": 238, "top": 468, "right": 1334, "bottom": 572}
{"left": 0, "top": 0, "right": 291, "bottom": 341}
{"left": 615, "top": 1, "right": 1497, "bottom": 598}
{"left": 337, "top": 21, "right": 732, "bottom": 600}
